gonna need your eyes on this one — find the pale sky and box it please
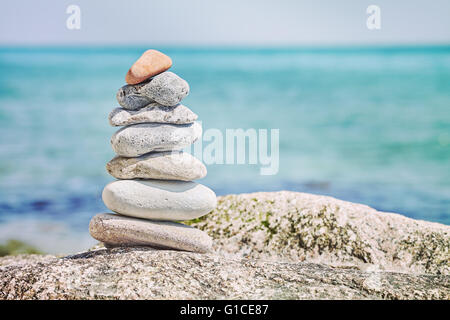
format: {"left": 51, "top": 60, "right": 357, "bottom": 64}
{"left": 1, "top": 0, "right": 449, "bottom": 46}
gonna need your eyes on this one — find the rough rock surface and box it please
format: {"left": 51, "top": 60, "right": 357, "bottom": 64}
{"left": 89, "top": 214, "right": 212, "bottom": 253}
{"left": 125, "top": 49, "right": 172, "bottom": 85}
{"left": 189, "top": 191, "right": 450, "bottom": 275}
{"left": 106, "top": 151, "right": 206, "bottom": 180}
{"left": 1, "top": 191, "right": 449, "bottom": 300}
{"left": 116, "top": 72, "right": 189, "bottom": 109}
{"left": 102, "top": 180, "right": 217, "bottom": 221}
{"left": 110, "top": 122, "right": 201, "bottom": 157}
{"left": 0, "top": 248, "right": 448, "bottom": 300}
{"left": 109, "top": 103, "right": 197, "bottom": 126}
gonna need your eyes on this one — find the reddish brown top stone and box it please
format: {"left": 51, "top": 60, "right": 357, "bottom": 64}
{"left": 125, "top": 49, "right": 172, "bottom": 85}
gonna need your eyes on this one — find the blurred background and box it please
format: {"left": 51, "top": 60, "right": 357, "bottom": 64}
{"left": 0, "top": 0, "right": 449, "bottom": 254}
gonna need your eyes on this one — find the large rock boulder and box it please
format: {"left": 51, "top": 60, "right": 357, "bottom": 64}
{"left": 1, "top": 191, "right": 449, "bottom": 300}
{"left": 189, "top": 191, "right": 450, "bottom": 275}
{"left": 0, "top": 248, "right": 448, "bottom": 300}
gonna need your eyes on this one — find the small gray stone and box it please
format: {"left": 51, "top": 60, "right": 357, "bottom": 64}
{"left": 111, "top": 122, "right": 201, "bottom": 157}
{"left": 102, "top": 180, "right": 217, "bottom": 221}
{"left": 89, "top": 213, "right": 212, "bottom": 253}
{"left": 108, "top": 103, "right": 197, "bottom": 126}
{"left": 116, "top": 72, "right": 189, "bottom": 109}
{"left": 139, "top": 72, "right": 189, "bottom": 106}
{"left": 116, "top": 82, "right": 153, "bottom": 111}
{"left": 106, "top": 151, "right": 206, "bottom": 180}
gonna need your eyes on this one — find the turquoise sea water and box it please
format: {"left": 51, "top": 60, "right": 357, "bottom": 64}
{"left": 0, "top": 46, "right": 449, "bottom": 253}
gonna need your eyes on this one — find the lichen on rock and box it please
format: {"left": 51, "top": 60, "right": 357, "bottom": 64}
{"left": 189, "top": 191, "right": 450, "bottom": 274}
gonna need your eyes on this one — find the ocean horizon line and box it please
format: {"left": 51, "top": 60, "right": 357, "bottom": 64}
{"left": 1, "top": 43, "right": 450, "bottom": 54}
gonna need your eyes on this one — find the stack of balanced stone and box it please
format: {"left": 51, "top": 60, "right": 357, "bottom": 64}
{"left": 89, "top": 50, "right": 216, "bottom": 253}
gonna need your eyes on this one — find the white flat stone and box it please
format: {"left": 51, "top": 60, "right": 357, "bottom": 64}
{"left": 110, "top": 122, "right": 201, "bottom": 157}
{"left": 106, "top": 151, "right": 206, "bottom": 181}
{"left": 89, "top": 213, "right": 212, "bottom": 253}
{"left": 108, "top": 103, "right": 197, "bottom": 126}
{"left": 102, "top": 180, "right": 217, "bottom": 221}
